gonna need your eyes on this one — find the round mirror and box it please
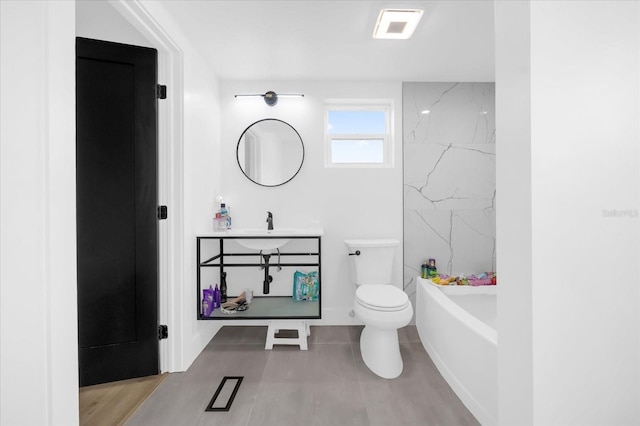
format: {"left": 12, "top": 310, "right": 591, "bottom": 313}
{"left": 236, "top": 118, "right": 305, "bottom": 187}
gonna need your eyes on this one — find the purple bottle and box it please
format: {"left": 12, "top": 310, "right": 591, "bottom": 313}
{"left": 202, "top": 286, "right": 214, "bottom": 317}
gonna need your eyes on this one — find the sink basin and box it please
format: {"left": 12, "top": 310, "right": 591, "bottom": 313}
{"left": 231, "top": 229, "right": 290, "bottom": 251}
{"left": 226, "top": 228, "right": 323, "bottom": 251}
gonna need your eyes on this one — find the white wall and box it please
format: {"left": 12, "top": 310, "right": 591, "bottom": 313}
{"left": 495, "top": 2, "right": 534, "bottom": 423}
{"left": 218, "top": 80, "right": 404, "bottom": 324}
{"left": 76, "top": 0, "right": 152, "bottom": 48}
{"left": 1, "top": 1, "right": 78, "bottom": 425}
{"left": 496, "top": 1, "right": 640, "bottom": 424}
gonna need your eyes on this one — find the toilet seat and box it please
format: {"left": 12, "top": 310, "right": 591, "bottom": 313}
{"left": 356, "top": 285, "right": 410, "bottom": 312}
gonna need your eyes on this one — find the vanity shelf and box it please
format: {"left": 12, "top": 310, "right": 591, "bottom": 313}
{"left": 205, "top": 296, "right": 318, "bottom": 319}
{"left": 196, "top": 232, "right": 322, "bottom": 320}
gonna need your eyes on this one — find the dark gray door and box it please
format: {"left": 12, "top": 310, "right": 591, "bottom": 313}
{"left": 76, "top": 37, "right": 159, "bottom": 387}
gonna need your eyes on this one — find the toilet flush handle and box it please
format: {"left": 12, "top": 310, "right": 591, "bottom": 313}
{"left": 348, "top": 250, "right": 361, "bottom": 256}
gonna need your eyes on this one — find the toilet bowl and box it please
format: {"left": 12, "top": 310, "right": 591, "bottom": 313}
{"left": 354, "top": 285, "right": 413, "bottom": 379}
{"left": 345, "top": 239, "right": 413, "bottom": 379}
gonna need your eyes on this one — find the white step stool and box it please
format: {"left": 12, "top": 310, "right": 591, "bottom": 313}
{"left": 265, "top": 320, "right": 310, "bottom": 350}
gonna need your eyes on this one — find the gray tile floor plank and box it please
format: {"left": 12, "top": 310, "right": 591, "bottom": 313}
{"left": 353, "top": 341, "right": 479, "bottom": 426}
{"left": 307, "top": 325, "right": 354, "bottom": 344}
{"left": 126, "top": 325, "right": 479, "bottom": 426}
{"left": 248, "top": 381, "right": 369, "bottom": 426}
{"left": 260, "top": 343, "right": 359, "bottom": 384}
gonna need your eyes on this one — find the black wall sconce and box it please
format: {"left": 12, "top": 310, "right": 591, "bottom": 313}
{"left": 234, "top": 90, "right": 304, "bottom": 107}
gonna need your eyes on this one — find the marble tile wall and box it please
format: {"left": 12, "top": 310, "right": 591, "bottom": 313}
{"left": 403, "top": 82, "right": 496, "bottom": 300}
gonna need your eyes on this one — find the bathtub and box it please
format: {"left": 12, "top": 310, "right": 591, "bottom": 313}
{"left": 416, "top": 277, "right": 497, "bottom": 426}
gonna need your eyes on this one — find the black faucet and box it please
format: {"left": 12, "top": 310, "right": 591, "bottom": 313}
{"left": 266, "top": 211, "right": 274, "bottom": 230}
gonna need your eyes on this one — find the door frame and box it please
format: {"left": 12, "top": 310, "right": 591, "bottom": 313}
{"left": 109, "top": 0, "right": 185, "bottom": 373}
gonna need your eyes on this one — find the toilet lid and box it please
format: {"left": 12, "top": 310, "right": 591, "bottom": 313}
{"left": 356, "top": 285, "right": 409, "bottom": 311}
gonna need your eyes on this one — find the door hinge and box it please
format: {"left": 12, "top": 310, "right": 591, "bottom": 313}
{"left": 157, "top": 84, "right": 167, "bottom": 99}
{"left": 157, "top": 205, "right": 168, "bottom": 220}
{"left": 158, "top": 325, "right": 168, "bottom": 340}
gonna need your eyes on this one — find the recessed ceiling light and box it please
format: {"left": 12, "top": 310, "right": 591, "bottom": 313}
{"left": 373, "top": 9, "right": 424, "bottom": 40}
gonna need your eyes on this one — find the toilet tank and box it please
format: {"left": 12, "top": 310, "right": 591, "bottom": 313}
{"left": 345, "top": 239, "right": 399, "bottom": 285}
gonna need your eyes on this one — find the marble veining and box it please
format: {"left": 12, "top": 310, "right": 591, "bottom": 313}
{"left": 405, "top": 142, "right": 495, "bottom": 210}
{"left": 403, "top": 82, "right": 496, "bottom": 304}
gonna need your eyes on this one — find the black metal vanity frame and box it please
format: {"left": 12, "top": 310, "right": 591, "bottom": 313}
{"left": 196, "top": 235, "right": 321, "bottom": 320}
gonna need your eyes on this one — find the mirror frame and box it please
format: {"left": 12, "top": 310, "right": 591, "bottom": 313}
{"left": 236, "top": 118, "right": 305, "bottom": 187}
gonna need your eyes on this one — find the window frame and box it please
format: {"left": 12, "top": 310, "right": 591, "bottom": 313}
{"left": 324, "top": 99, "right": 394, "bottom": 168}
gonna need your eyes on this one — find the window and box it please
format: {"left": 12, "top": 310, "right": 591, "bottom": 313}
{"left": 325, "top": 101, "right": 393, "bottom": 167}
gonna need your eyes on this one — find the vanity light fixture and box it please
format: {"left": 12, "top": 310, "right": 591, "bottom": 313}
{"left": 234, "top": 91, "right": 304, "bottom": 107}
{"left": 373, "top": 9, "right": 424, "bottom": 39}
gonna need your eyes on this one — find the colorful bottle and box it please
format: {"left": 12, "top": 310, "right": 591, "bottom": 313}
{"left": 215, "top": 203, "right": 231, "bottom": 231}
{"left": 427, "top": 258, "right": 438, "bottom": 278}
{"left": 421, "top": 260, "right": 429, "bottom": 279}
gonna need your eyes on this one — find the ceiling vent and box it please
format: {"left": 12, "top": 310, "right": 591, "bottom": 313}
{"left": 373, "top": 9, "right": 424, "bottom": 40}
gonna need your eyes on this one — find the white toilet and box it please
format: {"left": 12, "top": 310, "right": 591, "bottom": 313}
{"left": 345, "top": 239, "right": 413, "bottom": 379}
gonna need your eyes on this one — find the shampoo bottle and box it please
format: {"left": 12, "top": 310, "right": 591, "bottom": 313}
{"left": 421, "top": 260, "right": 429, "bottom": 279}
{"left": 202, "top": 285, "right": 214, "bottom": 317}
{"left": 202, "top": 294, "right": 211, "bottom": 317}
{"left": 216, "top": 203, "right": 231, "bottom": 230}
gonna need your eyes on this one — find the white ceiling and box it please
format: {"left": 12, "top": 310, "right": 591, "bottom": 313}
{"left": 160, "top": 0, "right": 495, "bottom": 82}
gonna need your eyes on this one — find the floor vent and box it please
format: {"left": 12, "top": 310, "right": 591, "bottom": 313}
{"left": 205, "top": 376, "right": 243, "bottom": 412}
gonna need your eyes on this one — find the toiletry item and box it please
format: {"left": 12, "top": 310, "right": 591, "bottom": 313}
{"left": 244, "top": 289, "right": 253, "bottom": 303}
{"left": 202, "top": 295, "right": 210, "bottom": 317}
{"left": 225, "top": 206, "right": 232, "bottom": 230}
{"left": 213, "top": 284, "right": 221, "bottom": 308}
{"left": 215, "top": 203, "right": 232, "bottom": 230}
{"left": 217, "top": 204, "right": 226, "bottom": 230}
{"left": 202, "top": 299, "right": 210, "bottom": 317}
{"left": 292, "top": 270, "right": 319, "bottom": 301}
{"left": 220, "top": 272, "right": 228, "bottom": 303}
{"left": 427, "top": 258, "right": 438, "bottom": 277}
{"left": 202, "top": 286, "right": 214, "bottom": 317}
{"left": 421, "top": 260, "right": 429, "bottom": 279}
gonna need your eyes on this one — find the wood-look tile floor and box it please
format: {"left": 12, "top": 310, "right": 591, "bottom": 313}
{"left": 126, "top": 325, "right": 479, "bottom": 426}
{"left": 80, "top": 373, "right": 167, "bottom": 426}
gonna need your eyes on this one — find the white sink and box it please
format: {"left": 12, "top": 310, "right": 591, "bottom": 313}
{"left": 226, "top": 228, "right": 323, "bottom": 251}
{"left": 234, "top": 230, "right": 290, "bottom": 251}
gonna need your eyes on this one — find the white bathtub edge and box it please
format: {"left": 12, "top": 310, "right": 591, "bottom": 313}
{"left": 417, "top": 325, "right": 497, "bottom": 426}
{"left": 416, "top": 277, "right": 498, "bottom": 426}
{"left": 425, "top": 280, "right": 498, "bottom": 346}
